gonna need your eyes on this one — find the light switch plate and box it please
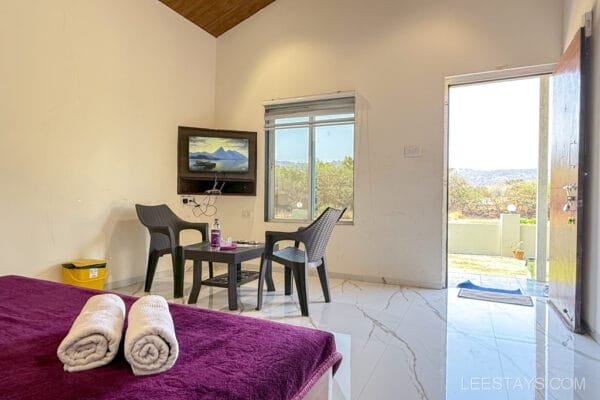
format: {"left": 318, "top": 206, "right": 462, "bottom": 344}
{"left": 404, "top": 145, "right": 422, "bottom": 158}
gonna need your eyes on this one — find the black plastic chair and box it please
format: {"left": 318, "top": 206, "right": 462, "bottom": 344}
{"left": 256, "top": 207, "right": 345, "bottom": 316}
{"left": 135, "top": 204, "right": 211, "bottom": 298}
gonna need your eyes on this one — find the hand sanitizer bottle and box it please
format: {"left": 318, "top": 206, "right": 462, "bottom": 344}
{"left": 210, "top": 218, "right": 221, "bottom": 248}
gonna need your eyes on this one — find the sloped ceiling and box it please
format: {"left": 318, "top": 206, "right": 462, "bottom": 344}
{"left": 159, "top": 0, "right": 276, "bottom": 37}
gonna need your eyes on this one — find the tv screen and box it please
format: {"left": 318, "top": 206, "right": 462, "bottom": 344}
{"left": 188, "top": 136, "right": 250, "bottom": 173}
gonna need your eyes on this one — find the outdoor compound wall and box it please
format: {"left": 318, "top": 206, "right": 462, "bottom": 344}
{"left": 448, "top": 221, "right": 537, "bottom": 259}
{"left": 448, "top": 222, "right": 501, "bottom": 256}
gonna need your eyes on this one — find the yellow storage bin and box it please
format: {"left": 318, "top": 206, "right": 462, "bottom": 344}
{"left": 62, "top": 259, "right": 107, "bottom": 290}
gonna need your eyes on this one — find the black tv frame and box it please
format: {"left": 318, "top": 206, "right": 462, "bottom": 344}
{"left": 177, "top": 126, "right": 257, "bottom": 196}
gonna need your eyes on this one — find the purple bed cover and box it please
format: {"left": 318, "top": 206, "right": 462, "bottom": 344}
{"left": 0, "top": 275, "right": 341, "bottom": 400}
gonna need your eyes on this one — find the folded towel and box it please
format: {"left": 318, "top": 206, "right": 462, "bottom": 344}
{"left": 124, "top": 295, "right": 179, "bottom": 376}
{"left": 57, "top": 294, "right": 126, "bottom": 372}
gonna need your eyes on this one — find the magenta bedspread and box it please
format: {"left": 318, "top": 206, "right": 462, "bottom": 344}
{"left": 0, "top": 275, "right": 341, "bottom": 400}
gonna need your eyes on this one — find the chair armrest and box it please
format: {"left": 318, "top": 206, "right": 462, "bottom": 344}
{"left": 177, "top": 221, "right": 209, "bottom": 241}
{"left": 148, "top": 225, "right": 177, "bottom": 247}
{"left": 295, "top": 227, "right": 306, "bottom": 247}
{"left": 264, "top": 230, "right": 304, "bottom": 256}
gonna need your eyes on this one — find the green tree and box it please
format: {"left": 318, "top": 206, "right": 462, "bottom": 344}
{"left": 273, "top": 164, "right": 309, "bottom": 218}
{"left": 504, "top": 180, "right": 537, "bottom": 218}
{"left": 448, "top": 172, "right": 491, "bottom": 218}
{"left": 273, "top": 156, "right": 354, "bottom": 219}
{"left": 316, "top": 156, "right": 354, "bottom": 218}
{"left": 448, "top": 169, "right": 537, "bottom": 220}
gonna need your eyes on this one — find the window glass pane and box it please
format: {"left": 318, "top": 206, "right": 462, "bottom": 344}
{"left": 274, "top": 116, "right": 310, "bottom": 125}
{"left": 315, "top": 124, "right": 354, "bottom": 221}
{"left": 273, "top": 127, "right": 310, "bottom": 220}
{"left": 314, "top": 113, "right": 354, "bottom": 121}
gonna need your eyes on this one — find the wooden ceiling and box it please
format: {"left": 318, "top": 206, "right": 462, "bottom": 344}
{"left": 159, "top": 0, "right": 276, "bottom": 37}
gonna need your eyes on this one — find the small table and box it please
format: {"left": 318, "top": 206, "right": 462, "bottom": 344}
{"left": 183, "top": 242, "right": 275, "bottom": 310}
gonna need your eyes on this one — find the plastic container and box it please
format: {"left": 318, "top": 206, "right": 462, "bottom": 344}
{"left": 211, "top": 218, "right": 221, "bottom": 248}
{"left": 62, "top": 259, "right": 107, "bottom": 290}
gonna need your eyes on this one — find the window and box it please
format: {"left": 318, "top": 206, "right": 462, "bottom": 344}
{"left": 265, "top": 95, "right": 355, "bottom": 222}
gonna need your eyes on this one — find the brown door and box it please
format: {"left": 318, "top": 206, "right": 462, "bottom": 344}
{"left": 548, "top": 28, "right": 590, "bottom": 333}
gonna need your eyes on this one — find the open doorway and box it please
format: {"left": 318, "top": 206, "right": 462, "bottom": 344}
{"left": 445, "top": 67, "right": 553, "bottom": 297}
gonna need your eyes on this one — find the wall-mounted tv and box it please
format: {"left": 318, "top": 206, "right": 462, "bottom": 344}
{"left": 188, "top": 136, "right": 249, "bottom": 173}
{"left": 178, "top": 127, "right": 257, "bottom": 194}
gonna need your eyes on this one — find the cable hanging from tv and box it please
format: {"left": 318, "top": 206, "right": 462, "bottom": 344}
{"left": 206, "top": 174, "right": 225, "bottom": 195}
{"left": 189, "top": 174, "right": 224, "bottom": 217}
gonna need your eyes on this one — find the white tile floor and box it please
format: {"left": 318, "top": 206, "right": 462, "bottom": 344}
{"left": 113, "top": 264, "right": 600, "bottom": 400}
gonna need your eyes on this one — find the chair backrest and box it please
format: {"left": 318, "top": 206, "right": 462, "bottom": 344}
{"left": 300, "top": 207, "right": 345, "bottom": 262}
{"left": 135, "top": 204, "right": 179, "bottom": 228}
{"left": 135, "top": 204, "right": 179, "bottom": 251}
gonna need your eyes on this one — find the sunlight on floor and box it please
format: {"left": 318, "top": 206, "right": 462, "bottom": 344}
{"left": 448, "top": 254, "right": 547, "bottom": 297}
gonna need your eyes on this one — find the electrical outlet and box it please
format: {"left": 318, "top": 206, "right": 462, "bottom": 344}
{"left": 403, "top": 145, "right": 422, "bottom": 158}
{"left": 181, "top": 196, "right": 194, "bottom": 205}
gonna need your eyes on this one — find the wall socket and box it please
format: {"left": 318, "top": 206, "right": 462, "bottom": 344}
{"left": 241, "top": 209, "right": 252, "bottom": 218}
{"left": 181, "top": 196, "right": 194, "bottom": 205}
{"left": 403, "top": 145, "right": 422, "bottom": 158}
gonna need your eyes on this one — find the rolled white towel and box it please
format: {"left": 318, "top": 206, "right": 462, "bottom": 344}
{"left": 57, "top": 294, "right": 126, "bottom": 372}
{"left": 124, "top": 295, "right": 178, "bottom": 376}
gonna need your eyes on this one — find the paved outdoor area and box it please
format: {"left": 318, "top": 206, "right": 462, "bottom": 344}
{"left": 448, "top": 253, "right": 548, "bottom": 297}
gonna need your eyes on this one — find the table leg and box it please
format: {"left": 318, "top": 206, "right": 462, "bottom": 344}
{"left": 266, "top": 259, "right": 275, "bottom": 292}
{"left": 188, "top": 260, "right": 202, "bottom": 304}
{"left": 236, "top": 263, "right": 242, "bottom": 278}
{"left": 173, "top": 246, "right": 184, "bottom": 298}
{"left": 256, "top": 256, "right": 267, "bottom": 310}
{"left": 228, "top": 262, "right": 238, "bottom": 310}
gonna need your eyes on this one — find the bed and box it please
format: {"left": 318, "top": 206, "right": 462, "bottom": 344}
{"left": 0, "top": 275, "right": 341, "bottom": 400}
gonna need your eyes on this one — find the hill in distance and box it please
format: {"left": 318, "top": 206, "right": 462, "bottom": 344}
{"left": 451, "top": 168, "right": 536, "bottom": 187}
{"left": 190, "top": 147, "right": 247, "bottom": 161}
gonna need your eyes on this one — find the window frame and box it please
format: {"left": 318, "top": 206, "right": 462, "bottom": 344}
{"left": 264, "top": 96, "right": 356, "bottom": 224}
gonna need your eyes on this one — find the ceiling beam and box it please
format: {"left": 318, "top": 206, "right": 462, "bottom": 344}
{"left": 159, "top": 0, "right": 275, "bottom": 37}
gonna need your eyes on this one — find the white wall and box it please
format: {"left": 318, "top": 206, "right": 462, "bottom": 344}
{"left": 520, "top": 224, "right": 537, "bottom": 260}
{"left": 563, "top": 0, "right": 600, "bottom": 338}
{"left": 213, "top": 0, "right": 564, "bottom": 288}
{"left": 0, "top": 0, "right": 568, "bottom": 292}
{"left": 0, "top": 0, "right": 216, "bottom": 285}
{"left": 448, "top": 222, "right": 501, "bottom": 256}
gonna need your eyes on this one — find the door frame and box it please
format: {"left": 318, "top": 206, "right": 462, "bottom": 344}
{"left": 442, "top": 64, "right": 556, "bottom": 288}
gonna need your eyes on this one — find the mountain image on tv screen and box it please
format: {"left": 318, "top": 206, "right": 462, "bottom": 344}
{"left": 188, "top": 136, "right": 249, "bottom": 172}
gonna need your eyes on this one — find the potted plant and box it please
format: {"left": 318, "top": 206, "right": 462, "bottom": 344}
{"left": 511, "top": 241, "right": 525, "bottom": 260}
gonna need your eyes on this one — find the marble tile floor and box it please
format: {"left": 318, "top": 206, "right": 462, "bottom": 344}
{"left": 113, "top": 264, "right": 600, "bottom": 400}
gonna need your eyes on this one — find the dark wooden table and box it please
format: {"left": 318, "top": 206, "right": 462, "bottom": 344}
{"left": 182, "top": 242, "right": 275, "bottom": 310}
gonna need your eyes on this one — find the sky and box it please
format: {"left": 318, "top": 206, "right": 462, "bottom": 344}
{"left": 189, "top": 136, "right": 248, "bottom": 154}
{"left": 448, "top": 77, "right": 540, "bottom": 170}
{"left": 274, "top": 124, "right": 354, "bottom": 163}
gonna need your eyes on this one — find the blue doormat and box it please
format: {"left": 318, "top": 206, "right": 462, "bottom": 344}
{"left": 456, "top": 280, "right": 522, "bottom": 295}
